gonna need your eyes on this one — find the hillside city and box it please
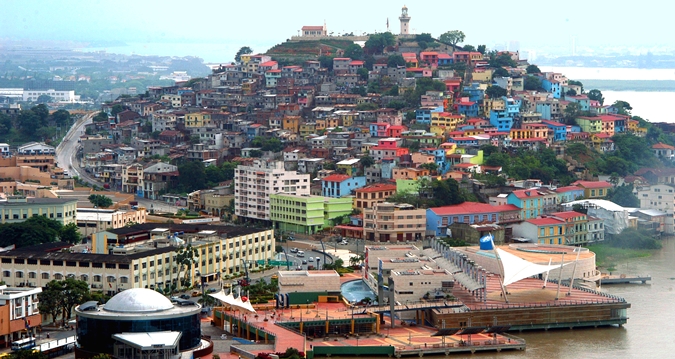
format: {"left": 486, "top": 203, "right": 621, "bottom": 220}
{"left": 0, "top": 5, "right": 672, "bottom": 359}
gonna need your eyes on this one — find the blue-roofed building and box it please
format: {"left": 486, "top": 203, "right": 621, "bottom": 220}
{"left": 489, "top": 97, "right": 520, "bottom": 131}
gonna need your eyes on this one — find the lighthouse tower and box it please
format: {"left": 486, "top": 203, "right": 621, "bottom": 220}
{"left": 399, "top": 5, "right": 411, "bottom": 35}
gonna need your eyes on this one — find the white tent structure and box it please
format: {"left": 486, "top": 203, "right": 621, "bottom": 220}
{"left": 209, "top": 289, "right": 256, "bottom": 314}
{"left": 495, "top": 248, "right": 572, "bottom": 287}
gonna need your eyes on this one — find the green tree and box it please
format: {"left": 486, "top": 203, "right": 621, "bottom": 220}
{"left": 59, "top": 223, "right": 81, "bottom": 244}
{"left": 415, "top": 33, "right": 434, "bottom": 43}
{"left": 177, "top": 160, "right": 206, "bottom": 192}
{"left": 356, "top": 102, "right": 378, "bottom": 111}
{"left": 38, "top": 280, "right": 63, "bottom": 325}
{"left": 566, "top": 89, "right": 577, "bottom": 96}
{"left": 477, "top": 45, "right": 487, "bottom": 54}
{"left": 175, "top": 244, "right": 199, "bottom": 288}
{"left": 357, "top": 67, "right": 369, "bottom": 81}
{"left": 0, "top": 216, "right": 63, "bottom": 248}
{"left": 343, "top": 44, "right": 364, "bottom": 60}
{"left": 386, "top": 101, "right": 406, "bottom": 110}
{"left": 360, "top": 155, "right": 375, "bottom": 168}
{"left": 563, "top": 102, "right": 581, "bottom": 124}
{"left": 235, "top": 46, "right": 253, "bottom": 63}
{"left": 91, "top": 354, "right": 113, "bottom": 359}
{"left": 419, "top": 162, "right": 439, "bottom": 174}
{"left": 587, "top": 89, "right": 604, "bottom": 105}
{"left": 51, "top": 109, "right": 71, "bottom": 127}
{"left": 612, "top": 100, "right": 632, "bottom": 115}
{"left": 524, "top": 76, "right": 542, "bottom": 91}
{"left": 485, "top": 85, "right": 507, "bottom": 99}
{"left": 111, "top": 104, "right": 125, "bottom": 117}
{"left": 526, "top": 64, "right": 541, "bottom": 74}
{"left": 607, "top": 184, "right": 639, "bottom": 207}
{"left": 9, "top": 350, "right": 47, "bottom": 359}
{"left": 88, "top": 194, "right": 113, "bottom": 208}
{"left": 93, "top": 111, "right": 109, "bottom": 122}
{"left": 568, "top": 80, "right": 584, "bottom": 93}
{"left": 439, "top": 30, "right": 465, "bottom": 48}
{"left": 364, "top": 32, "right": 396, "bottom": 54}
{"left": 387, "top": 54, "right": 406, "bottom": 68}
{"left": 463, "top": 44, "right": 476, "bottom": 52}
{"left": 318, "top": 55, "right": 334, "bottom": 71}
{"left": 431, "top": 178, "right": 465, "bottom": 207}
{"left": 60, "top": 277, "right": 90, "bottom": 325}
{"left": 612, "top": 228, "right": 661, "bottom": 250}
{"left": 492, "top": 67, "right": 509, "bottom": 79}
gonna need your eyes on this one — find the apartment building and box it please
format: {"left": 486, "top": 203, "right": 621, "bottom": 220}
{"left": 363, "top": 202, "right": 426, "bottom": 242}
{"left": 0, "top": 196, "right": 77, "bottom": 226}
{"left": 234, "top": 160, "right": 310, "bottom": 221}
{"left": 0, "top": 285, "right": 42, "bottom": 344}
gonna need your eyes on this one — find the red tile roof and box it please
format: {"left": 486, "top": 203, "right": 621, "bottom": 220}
{"left": 554, "top": 186, "right": 583, "bottom": 193}
{"left": 322, "top": 174, "right": 351, "bottom": 182}
{"left": 572, "top": 180, "right": 612, "bottom": 189}
{"left": 551, "top": 211, "right": 585, "bottom": 220}
{"left": 527, "top": 218, "right": 564, "bottom": 226}
{"left": 653, "top": 142, "right": 675, "bottom": 150}
{"left": 430, "top": 202, "right": 519, "bottom": 216}
{"left": 510, "top": 189, "right": 544, "bottom": 199}
{"left": 353, "top": 183, "right": 397, "bottom": 193}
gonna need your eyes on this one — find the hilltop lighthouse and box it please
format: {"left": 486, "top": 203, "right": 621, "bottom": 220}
{"left": 399, "top": 5, "right": 411, "bottom": 35}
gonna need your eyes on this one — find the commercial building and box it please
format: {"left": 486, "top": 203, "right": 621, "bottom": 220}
{"left": 0, "top": 224, "right": 274, "bottom": 296}
{"left": 353, "top": 183, "right": 397, "bottom": 211}
{"left": 0, "top": 285, "right": 42, "bottom": 347}
{"left": 234, "top": 160, "right": 310, "bottom": 221}
{"left": 0, "top": 196, "right": 77, "bottom": 226}
{"left": 363, "top": 202, "right": 426, "bottom": 242}
{"left": 277, "top": 270, "right": 341, "bottom": 305}
{"left": 75, "top": 288, "right": 201, "bottom": 358}
{"left": 76, "top": 207, "right": 148, "bottom": 236}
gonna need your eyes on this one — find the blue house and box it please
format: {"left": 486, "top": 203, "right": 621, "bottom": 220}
{"left": 426, "top": 203, "right": 517, "bottom": 237}
{"left": 463, "top": 83, "right": 485, "bottom": 103}
{"left": 415, "top": 105, "right": 443, "bottom": 125}
{"left": 322, "top": 174, "right": 367, "bottom": 197}
{"left": 457, "top": 101, "right": 479, "bottom": 117}
{"left": 449, "top": 137, "right": 479, "bottom": 147}
{"left": 506, "top": 189, "right": 545, "bottom": 220}
{"left": 554, "top": 186, "right": 585, "bottom": 204}
{"left": 565, "top": 95, "right": 590, "bottom": 112}
{"left": 489, "top": 97, "right": 520, "bottom": 131}
{"left": 541, "top": 120, "right": 567, "bottom": 141}
{"left": 540, "top": 77, "right": 561, "bottom": 99}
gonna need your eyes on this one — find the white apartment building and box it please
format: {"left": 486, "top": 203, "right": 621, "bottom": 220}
{"left": 636, "top": 184, "right": 675, "bottom": 234}
{"left": 234, "top": 160, "right": 310, "bottom": 221}
{"left": 22, "top": 89, "right": 80, "bottom": 103}
{"left": 0, "top": 285, "right": 42, "bottom": 342}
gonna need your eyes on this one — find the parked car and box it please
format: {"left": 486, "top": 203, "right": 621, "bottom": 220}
{"left": 302, "top": 259, "right": 308, "bottom": 264}
{"left": 339, "top": 240, "right": 349, "bottom": 245}
{"left": 191, "top": 291, "right": 201, "bottom": 297}
{"left": 308, "top": 257, "right": 314, "bottom": 262}
{"left": 290, "top": 247, "right": 298, "bottom": 253}
{"left": 296, "top": 266, "right": 303, "bottom": 271}
{"left": 180, "top": 294, "right": 191, "bottom": 300}
{"left": 207, "top": 288, "right": 218, "bottom": 293}
{"left": 170, "top": 296, "right": 180, "bottom": 302}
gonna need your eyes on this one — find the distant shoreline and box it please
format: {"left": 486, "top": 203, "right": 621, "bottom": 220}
{"left": 580, "top": 80, "right": 675, "bottom": 92}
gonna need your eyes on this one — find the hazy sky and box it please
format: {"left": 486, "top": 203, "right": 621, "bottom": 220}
{"left": 2, "top": 0, "right": 672, "bottom": 61}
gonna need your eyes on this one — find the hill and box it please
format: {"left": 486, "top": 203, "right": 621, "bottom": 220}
{"left": 266, "top": 39, "right": 354, "bottom": 63}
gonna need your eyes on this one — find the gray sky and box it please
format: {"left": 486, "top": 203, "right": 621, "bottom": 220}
{"left": 2, "top": 0, "right": 671, "bottom": 61}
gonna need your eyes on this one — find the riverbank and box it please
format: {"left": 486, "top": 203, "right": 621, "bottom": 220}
{"left": 587, "top": 243, "right": 652, "bottom": 269}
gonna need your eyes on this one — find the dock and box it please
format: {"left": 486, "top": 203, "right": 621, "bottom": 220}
{"left": 599, "top": 274, "right": 651, "bottom": 284}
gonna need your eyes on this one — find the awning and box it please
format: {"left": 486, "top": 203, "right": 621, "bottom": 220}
{"left": 496, "top": 248, "right": 571, "bottom": 287}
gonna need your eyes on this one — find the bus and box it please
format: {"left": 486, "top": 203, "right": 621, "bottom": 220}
{"left": 11, "top": 337, "right": 36, "bottom": 351}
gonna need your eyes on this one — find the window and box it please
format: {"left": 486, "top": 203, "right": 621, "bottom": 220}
{"left": 2, "top": 271, "right": 9, "bottom": 277}
{"left": 94, "top": 275, "right": 102, "bottom": 282}
{"left": 42, "top": 273, "right": 49, "bottom": 279}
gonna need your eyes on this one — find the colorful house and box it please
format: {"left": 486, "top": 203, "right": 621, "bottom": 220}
{"left": 512, "top": 217, "right": 565, "bottom": 245}
{"left": 321, "top": 174, "right": 367, "bottom": 198}
{"left": 572, "top": 180, "right": 612, "bottom": 199}
{"left": 507, "top": 189, "right": 544, "bottom": 220}
{"left": 426, "top": 202, "right": 520, "bottom": 237}
{"left": 541, "top": 120, "right": 568, "bottom": 141}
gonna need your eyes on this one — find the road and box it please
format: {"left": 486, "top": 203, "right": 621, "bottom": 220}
{"left": 56, "top": 112, "right": 179, "bottom": 214}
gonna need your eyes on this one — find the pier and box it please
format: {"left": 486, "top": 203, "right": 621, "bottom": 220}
{"left": 600, "top": 274, "right": 651, "bottom": 284}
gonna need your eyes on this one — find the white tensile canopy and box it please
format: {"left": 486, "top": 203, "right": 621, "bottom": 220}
{"left": 496, "top": 248, "right": 571, "bottom": 287}
{"left": 209, "top": 289, "right": 256, "bottom": 314}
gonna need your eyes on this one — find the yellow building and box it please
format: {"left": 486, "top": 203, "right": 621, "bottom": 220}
{"left": 185, "top": 112, "right": 212, "bottom": 128}
{"left": 299, "top": 123, "right": 317, "bottom": 138}
{"left": 282, "top": 116, "right": 301, "bottom": 133}
{"left": 431, "top": 112, "right": 464, "bottom": 131}
{"left": 429, "top": 125, "right": 447, "bottom": 137}
{"left": 0, "top": 196, "right": 77, "bottom": 226}
{"left": 472, "top": 68, "right": 493, "bottom": 82}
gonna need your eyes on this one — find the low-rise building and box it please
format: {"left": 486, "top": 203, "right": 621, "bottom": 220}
{"left": 0, "top": 196, "right": 77, "bottom": 226}
{"left": 0, "top": 285, "right": 42, "bottom": 345}
{"left": 363, "top": 202, "right": 426, "bottom": 242}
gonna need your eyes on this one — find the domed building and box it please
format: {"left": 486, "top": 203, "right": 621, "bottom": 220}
{"left": 75, "top": 288, "right": 201, "bottom": 358}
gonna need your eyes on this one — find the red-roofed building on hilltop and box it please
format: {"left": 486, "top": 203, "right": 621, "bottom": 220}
{"left": 301, "top": 25, "right": 327, "bottom": 37}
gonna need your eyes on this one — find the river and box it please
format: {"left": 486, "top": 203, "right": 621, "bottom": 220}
{"left": 540, "top": 66, "right": 675, "bottom": 123}
{"left": 465, "top": 237, "right": 675, "bottom": 359}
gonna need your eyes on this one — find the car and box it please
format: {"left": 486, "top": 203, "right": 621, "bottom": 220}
{"left": 302, "top": 259, "right": 308, "bottom": 264}
{"left": 308, "top": 257, "right": 314, "bottom": 262}
{"left": 339, "top": 240, "right": 348, "bottom": 245}
{"left": 191, "top": 291, "right": 201, "bottom": 297}
{"left": 170, "top": 296, "right": 180, "bottom": 302}
{"left": 296, "top": 266, "right": 303, "bottom": 271}
{"left": 207, "top": 288, "right": 218, "bottom": 293}
{"left": 290, "top": 247, "right": 298, "bottom": 253}
{"left": 180, "top": 294, "right": 191, "bottom": 300}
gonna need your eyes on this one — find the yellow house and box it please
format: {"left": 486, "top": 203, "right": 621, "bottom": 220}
{"left": 300, "top": 123, "right": 316, "bottom": 137}
{"left": 483, "top": 97, "right": 505, "bottom": 115}
{"left": 315, "top": 119, "right": 327, "bottom": 131}
{"left": 472, "top": 68, "right": 493, "bottom": 82}
{"left": 336, "top": 111, "right": 357, "bottom": 127}
{"left": 572, "top": 180, "right": 612, "bottom": 199}
{"left": 185, "top": 112, "right": 212, "bottom": 128}
{"left": 431, "top": 112, "right": 464, "bottom": 131}
{"left": 240, "top": 54, "right": 253, "bottom": 64}
{"left": 510, "top": 129, "right": 531, "bottom": 140}
{"left": 464, "top": 128, "right": 485, "bottom": 136}
{"left": 282, "top": 116, "right": 301, "bottom": 133}
{"left": 430, "top": 125, "right": 447, "bottom": 137}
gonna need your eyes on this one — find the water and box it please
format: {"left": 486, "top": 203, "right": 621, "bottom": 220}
{"left": 341, "top": 279, "right": 376, "bottom": 303}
